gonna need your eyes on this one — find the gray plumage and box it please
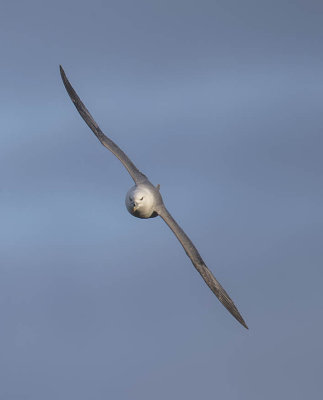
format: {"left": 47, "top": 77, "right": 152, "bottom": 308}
{"left": 60, "top": 65, "right": 248, "bottom": 329}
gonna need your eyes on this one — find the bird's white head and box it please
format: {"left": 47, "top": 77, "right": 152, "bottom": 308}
{"left": 125, "top": 185, "right": 158, "bottom": 219}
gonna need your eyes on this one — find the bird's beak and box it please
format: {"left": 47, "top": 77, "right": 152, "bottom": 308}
{"left": 132, "top": 203, "right": 138, "bottom": 212}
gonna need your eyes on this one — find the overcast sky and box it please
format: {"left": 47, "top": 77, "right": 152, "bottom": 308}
{"left": 0, "top": 1, "right": 322, "bottom": 399}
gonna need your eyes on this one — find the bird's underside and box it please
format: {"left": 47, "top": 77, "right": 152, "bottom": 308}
{"left": 60, "top": 65, "right": 248, "bottom": 329}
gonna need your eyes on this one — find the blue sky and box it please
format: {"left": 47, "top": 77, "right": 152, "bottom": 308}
{"left": 0, "top": 1, "right": 322, "bottom": 399}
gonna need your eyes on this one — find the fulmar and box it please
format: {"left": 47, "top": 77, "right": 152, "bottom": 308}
{"left": 60, "top": 66, "right": 248, "bottom": 329}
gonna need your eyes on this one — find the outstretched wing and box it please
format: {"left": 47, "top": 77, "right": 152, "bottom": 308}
{"left": 60, "top": 66, "right": 148, "bottom": 185}
{"left": 157, "top": 204, "right": 248, "bottom": 329}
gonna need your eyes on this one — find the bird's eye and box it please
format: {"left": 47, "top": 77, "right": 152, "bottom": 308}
{"left": 140, "top": 197, "right": 144, "bottom": 201}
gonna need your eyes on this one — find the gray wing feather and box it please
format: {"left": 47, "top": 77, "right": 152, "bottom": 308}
{"left": 60, "top": 66, "right": 148, "bottom": 185}
{"left": 157, "top": 205, "right": 248, "bottom": 329}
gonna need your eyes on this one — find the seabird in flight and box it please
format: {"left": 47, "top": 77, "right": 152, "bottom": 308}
{"left": 60, "top": 66, "right": 248, "bottom": 329}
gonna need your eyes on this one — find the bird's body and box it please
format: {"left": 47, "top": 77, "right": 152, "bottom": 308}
{"left": 60, "top": 66, "right": 248, "bottom": 329}
{"left": 126, "top": 183, "right": 160, "bottom": 219}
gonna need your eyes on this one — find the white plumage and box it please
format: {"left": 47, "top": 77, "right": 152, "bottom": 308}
{"left": 125, "top": 184, "right": 158, "bottom": 219}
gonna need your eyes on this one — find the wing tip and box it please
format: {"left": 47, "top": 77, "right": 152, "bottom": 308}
{"left": 230, "top": 307, "right": 248, "bottom": 329}
{"left": 59, "top": 65, "right": 78, "bottom": 106}
{"left": 59, "top": 65, "right": 68, "bottom": 86}
{"left": 240, "top": 318, "right": 249, "bottom": 330}
{"left": 229, "top": 304, "right": 249, "bottom": 330}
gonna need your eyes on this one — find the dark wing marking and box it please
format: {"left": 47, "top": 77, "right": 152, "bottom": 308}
{"left": 157, "top": 204, "right": 248, "bottom": 329}
{"left": 60, "top": 66, "right": 148, "bottom": 185}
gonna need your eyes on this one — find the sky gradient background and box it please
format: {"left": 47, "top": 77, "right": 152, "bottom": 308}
{"left": 1, "top": 1, "right": 322, "bottom": 399}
